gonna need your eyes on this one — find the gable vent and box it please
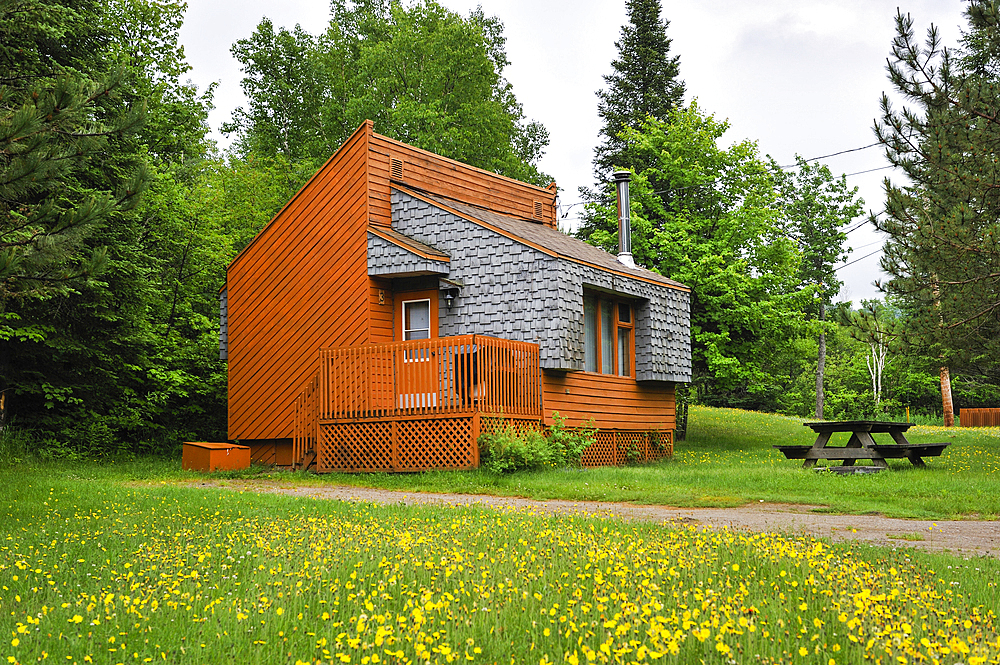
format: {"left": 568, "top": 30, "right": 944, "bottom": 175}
{"left": 390, "top": 158, "right": 404, "bottom": 181}
{"left": 533, "top": 200, "right": 543, "bottom": 220}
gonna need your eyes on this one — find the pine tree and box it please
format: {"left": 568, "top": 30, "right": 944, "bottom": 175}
{"left": 593, "top": 0, "right": 684, "bottom": 179}
{"left": 873, "top": 2, "right": 1000, "bottom": 392}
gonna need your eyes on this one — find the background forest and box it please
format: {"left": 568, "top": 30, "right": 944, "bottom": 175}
{"left": 1, "top": 0, "right": 998, "bottom": 458}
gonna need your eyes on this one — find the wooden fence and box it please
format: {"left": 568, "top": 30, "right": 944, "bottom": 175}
{"left": 961, "top": 407, "right": 1000, "bottom": 427}
{"left": 316, "top": 335, "right": 541, "bottom": 421}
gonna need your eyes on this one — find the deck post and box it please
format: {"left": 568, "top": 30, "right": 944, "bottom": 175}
{"left": 472, "top": 411, "right": 481, "bottom": 468}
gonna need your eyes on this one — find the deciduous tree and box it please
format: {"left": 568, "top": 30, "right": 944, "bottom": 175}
{"left": 772, "top": 157, "right": 864, "bottom": 418}
{"left": 580, "top": 104, "right": 808, "bottom": 406}
{"left": 224, "top": 0, "right": 551, "bottom": 185}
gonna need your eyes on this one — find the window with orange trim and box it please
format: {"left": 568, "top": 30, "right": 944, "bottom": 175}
{"left": 583, "top": 293, "right": 633, "bottom": 376}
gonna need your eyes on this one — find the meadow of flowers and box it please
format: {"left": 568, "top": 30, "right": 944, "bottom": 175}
{"left": 2, "top": 478, "right": 998, "bottom": 665}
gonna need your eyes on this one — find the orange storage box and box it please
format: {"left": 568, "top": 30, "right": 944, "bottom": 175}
{"left": 182, "top": 442, "right": 251, "bottom": 472}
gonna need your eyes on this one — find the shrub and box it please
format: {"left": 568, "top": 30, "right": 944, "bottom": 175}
{"left": 477, "top": 424, "right": 551, "bottom": 474}
{"left": 477, "top": 414, "right": 596, "bottom": 474}
{"left": 547, "top": 413, "right": 595, "bottom": 468}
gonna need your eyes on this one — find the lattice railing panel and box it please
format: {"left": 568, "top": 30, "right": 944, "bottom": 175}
{"left": 318, "top": 421, "right": 393, "bottom": 473}
{"left": 480, "top": 416, "right": 543, "bottom": 439}
{"left": 617, "top": 431, "right": 648, "bottom": 463}
{"left": 313, "top": 414, "right": 673, "bottom": 472}
{"left": 396, "top": 418, "right": 475, "bottom": 471}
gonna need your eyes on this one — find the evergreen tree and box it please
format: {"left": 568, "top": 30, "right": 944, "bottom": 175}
{"left": 874, "top": 2, "right": 1000, "bottom": 374}
{"left": 593, "top": 0, "right": 684, "bottom": 180}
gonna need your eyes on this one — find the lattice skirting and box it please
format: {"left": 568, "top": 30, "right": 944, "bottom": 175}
{"left": 580, "top": 429, "right": 674, "bottom": 468}
{"left": 318, "top": 414, "right": 512, "bottom": 473}
{"left": 315, "top": 416, "right": 672, "bottom": 472}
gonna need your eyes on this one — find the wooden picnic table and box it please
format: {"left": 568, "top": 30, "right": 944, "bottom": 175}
{"left": 774, "top": 420, "right": 949, "bottom": 470}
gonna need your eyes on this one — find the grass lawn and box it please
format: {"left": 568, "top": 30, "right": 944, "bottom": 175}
{"left": 173, "top": 406, "right": 998, "bottom": 520}
{"left": 1, "top": 464, "right": 998, "bottom": 664}
{"left": 7, "top": 406, "right": 996, "bottom": 521}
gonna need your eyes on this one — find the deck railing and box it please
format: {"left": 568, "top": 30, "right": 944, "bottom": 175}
{"left": 316, "top": 334, "right": 541, "bottom": 420}
{"left": 292, "top": 372, "right": 320, "bottom": 466}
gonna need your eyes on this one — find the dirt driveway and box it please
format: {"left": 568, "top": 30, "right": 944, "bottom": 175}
{"left": 197, "top": 480, "right": 1000, "bottom": 559}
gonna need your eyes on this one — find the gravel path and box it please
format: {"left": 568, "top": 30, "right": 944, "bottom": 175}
{"left": 197, "top": 480, "right": 1000, "bottom": 559}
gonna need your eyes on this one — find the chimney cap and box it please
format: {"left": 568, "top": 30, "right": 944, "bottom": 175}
{"left": 612, "top": 170, "right": 632, "bottom": 182}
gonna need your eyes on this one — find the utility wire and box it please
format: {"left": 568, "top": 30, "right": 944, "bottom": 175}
{"left": 557, "top": 145, "right": 894, "bottom": 214}
{"left": 834, "top": 247, "right": 883, "bottom": 271}
{"left": 778, "top": 142, "right": 881, "bottom": 168}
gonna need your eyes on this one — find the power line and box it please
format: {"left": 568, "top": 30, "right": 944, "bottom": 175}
{"left": 556, "top": 147, "right": 895, "bottom": 214}
{"left": 842, "top": 165, "right": 894, "bottom": 177}
{"left": 779, "top": 143, "right": 881, "bottom": 168}
{"left": 834, "top": 247, "right": 882, "bottom": 271}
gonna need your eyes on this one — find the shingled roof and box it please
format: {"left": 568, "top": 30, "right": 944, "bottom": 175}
{"left": 402, "top": 187, "right": 688, "bottom": 291}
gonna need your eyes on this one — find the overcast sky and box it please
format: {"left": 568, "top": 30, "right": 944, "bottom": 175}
{"left": 179, "top": 0, "right": 969, "bottom": 304}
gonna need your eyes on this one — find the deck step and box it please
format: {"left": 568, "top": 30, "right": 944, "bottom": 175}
{"left": 295, "top": 450, "right": 317, "bottom": 471}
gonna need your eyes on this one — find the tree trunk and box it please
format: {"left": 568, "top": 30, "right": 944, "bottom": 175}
{"left": 940, "top": 366, "right": 955, "bottom": 427}
{"left": 815, "top": 302, "right": 826, "bottom": 419}
{"left": 675, "top": 382, "right": 689, "bottom": 441}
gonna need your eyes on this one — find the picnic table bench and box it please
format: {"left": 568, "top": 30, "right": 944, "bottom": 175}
{"left": 774, "top": 421, "right": 950, "bottom": 470}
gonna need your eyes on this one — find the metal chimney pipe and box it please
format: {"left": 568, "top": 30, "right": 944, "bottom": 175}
{"left": 613, "top": 170, "right": 635, "bottom": 268}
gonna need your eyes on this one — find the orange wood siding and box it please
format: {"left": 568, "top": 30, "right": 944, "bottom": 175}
{"left": 369, "top": 278, "right": 394, "bottom": 343}
{"left": 541, "top": 372, "right": 676, "bottom": 431}
{"left": 227, "top": 123, "right": 373, "bottom": 441}
{"left": 368, "top": 133, "right": 557, "bottom": 229}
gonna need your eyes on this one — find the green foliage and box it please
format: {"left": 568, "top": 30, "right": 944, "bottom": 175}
{"left": 0, "top": 1, "right": 147, "bottom": 304}
{"left": 477, "top": 414, "right": 595, "bottom": 474}
{"left": 592, "top": 0, "right": 684, "bottom": 179}
{"left": 1, "top": 0, "right": 229, "bottom": 456}
{"left": 580, "top": 103, "right": 808, "bottom": 406}
{"left": 772, "top": 156, "right": 863, "bottom": 307}
{"left": 224, "top": 0, "right": 551, "bottom": 186}
{"left": 874, "top": 2, "right": 1000, "bottom": 371}
{"left": 477, "top": 424, "right": 551, "bottom": 474}
{"left": 546, "top": 413, "right": 595, "bottom": 468}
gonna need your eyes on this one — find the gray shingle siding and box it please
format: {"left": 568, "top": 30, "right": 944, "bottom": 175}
{"left": 367, "top": 232, "right": 450, "bottom": 277}
{"left": 391, "top": 190, "right": 691, "bottom": 382}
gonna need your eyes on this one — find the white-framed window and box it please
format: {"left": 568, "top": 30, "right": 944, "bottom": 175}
{"left": 402, "top": 299, "right": 431, "bottom": 340}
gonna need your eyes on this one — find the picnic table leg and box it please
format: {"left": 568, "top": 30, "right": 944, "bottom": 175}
{"left": 855, "top": 431, "right": 888, "bottom": 468}
{"left": 888, "top": 430, "right": 910, "bottom": 446}
{"left": 840, "top": 432, "right": 862, "bottom": 467}
{"left": 803, "top": 431, "right": 832, "bottom": 468}
{"left": 905, "top": 452, "right": 927, "bottom": 467}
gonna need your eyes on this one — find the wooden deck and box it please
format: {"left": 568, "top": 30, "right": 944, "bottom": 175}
{"left": 292, "top": 335, "right": 542, "bottom": 471}
{"left": 290, "top": 334, "right": 676, "bottom": 472}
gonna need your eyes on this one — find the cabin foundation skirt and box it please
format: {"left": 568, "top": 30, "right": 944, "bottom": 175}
{"left": 316, "top": 414, "right": 671, "bottom": 472}
{"left": 317, "top": 413, "right": 541, "bottom": 473}
{"left": 580, "top": 430, "right": 673, "bottom": 467}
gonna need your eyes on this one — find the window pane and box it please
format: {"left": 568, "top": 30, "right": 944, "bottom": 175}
{"left": 618, "top": 327, "right": 631, "bottom": 376}
{"left": 618, "top": 302, "right": 631, "bottom": 324}
{"left": 601, "top": 300, "right": 614, "bottom": 374}
{"left": 584, "top": 296, "right": 597, "bottom": 372}
{"left": 403, "top": 300, "right": 430, "bottom": 340}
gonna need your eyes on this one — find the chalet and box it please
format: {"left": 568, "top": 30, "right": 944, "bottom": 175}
{"left": 220, "top": 121, "right": 691, "bottom": 472}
